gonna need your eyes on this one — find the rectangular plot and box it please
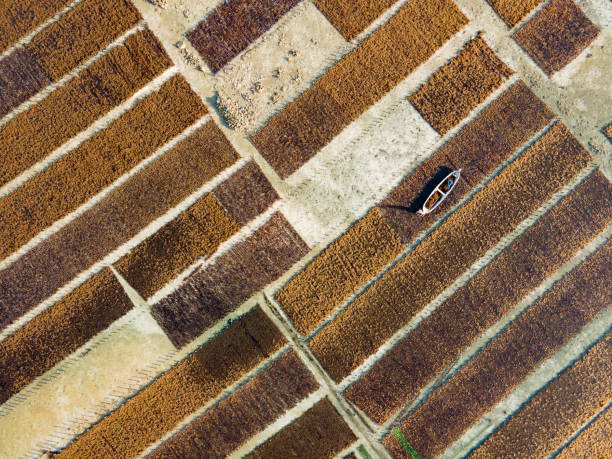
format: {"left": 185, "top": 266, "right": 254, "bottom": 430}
{"left": 308, "top": 121, "right": 591, "bottom": 383}
{"left": 187, "top": 0, "right": 301, "bottom": 73}
{"left": 513, "top": 0, "right": 599, "bottom": 75}
{"left": 276, "top": 208, "right": 403, "bottom": 336}
{"left": 212, "top": 161, "right": 279, "bottom": 225}
{"left": 0, "top": 74, "right": 206, "bottom": 261}
{"left": 379, "top": 80, "right": 554, "bottom": 243}
{"left": 0, "top": 28, "right": 171, "bottom": 187}
{"left": 486, "top": 0, "right": 545, "bottom": 27}
{"left": 409, "top": 36, "right": 514, "bottom": 134}
{"left": 113, "top": 194, "right": 241, "bottom": 300}
{"left": 56, "top": 306, "right": 286, "bottom": 458}
{"left": 148, "top": 350, "right": 319, "bottom": 458}
{"left": 383, "top": 239, "right": 612, "bottom": 458}
{"left": 251, "top": 0, "right": 468, "bottom": 178}
{"left": 25, "top": 0, "right": 141, "bottom": 81}
{"left": 346, "top": 171, "right": 612, "bottom": 424}
{"left": 0, "top": 48, "right": 51, "bottom": 117}
{"left": 0, "top": 120, "right": 236, "bottom": 332}
{"left": 0, "top": 268, "right": 132, "bottom": 405}
{"left": 0, "top": 0, "right": 73, "bottom": 53}
{"left": 246, "top": 398, "right": 357, "bottom": 459}
{"left": 604, "top": 123, "right": 612, "bottom": 142}
{"left": 557, "top": 405, "right": 612, "bottom": 459}
{"left": 471, "top": 334, "right": 611, "bottom": 459}
{"left": 153, "top": 212, "right": 309, "bottom": 348}
{"left": 312, "top": 0, "right": 395, "bottom": 40}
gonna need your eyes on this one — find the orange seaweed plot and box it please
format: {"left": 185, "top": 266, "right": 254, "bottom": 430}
{"left": 309, "top": 121, "right": 591, "bottom": 383}
{"left": 312, "top": 0, "right": 395, "bottom": 40}
{"left": 346, "top": 170, "right": 612, "bottom": 424}
{"left": 513, "top": 0, "right": 599, "bottom": 75}
{"left": 383, "top": 240, "right": 612, "bottom": 458}
{"left": 56, "top": 306, "right": 287, "bottom": 458}
{"left": 485, "top": 0, "right": 545, "bottom": 27}
{"left": 470, "top": 332, "right": 611, "bottom": 458}
{"left": 0, "top": 120, "right": 234, "bottom": 333}
{"left": 0, "top": 28, "right": 171, "bottom": 187}
{"left": 251, "top": 0, "right": 468, "bottom": 178}
{"left": 246, "top": 398, "right": 357, "bottom": 458}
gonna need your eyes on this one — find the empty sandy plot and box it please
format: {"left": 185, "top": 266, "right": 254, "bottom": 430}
{"left": 384, "top": 239, "right": 612, "bottom": 458}
{"left": 312, "top": 0, "right": 395, "bottom": 40}
{"left": 0, "top": 0, "right": 73, "bottom": 53}
{"left": 187, "top": 0, "right": 301, "bottom": 73}
{"left": 0, "top": 28, "right": 170, "bottom": 187}
{"left": 57, "top": 306, "right": 286, "bottom": 457}
{"left": 309, "top": 121, "right": 591, "bottom": 383}
{"left": 379, "top": 80, "right": 553, "bottom": 242}
{"left": 409, "top": 35, "right": 514, "bottom": 134}
{"left": 114, "top": 194, "right": 240, "bottom": 299}
{"left": 0, "top": 120, "right": 235, "bottom": 332}
{"left": 471, "top": 332, "right": 611, "bottom": 458}
{"left": 212, "top": 161, "right": 279, "bottom": 225}
{"left": 153, "top": 212, "right": 309, "bottom": 348}
{"left": 485, "top": 0, "right": 544, "bottom": 27}
{"left": 0, "top": 268, "right": 132, "bottom": 404}
{"left": 513, "top": 0, "right": 599, "bottom": 75}
{"left": 148, "top": 350, "right": 319, "bottom": 457}
{"left": 251, "top": 0, "right": 468, "bottom": 178}
{"left": 346, "top": 170, "right": 612, "bottom": 423}
{"left": 557, "top": 405, "right": 611, "bottom": 459}
{"left": 246, "top": 398, "right": 356, "bottom": 458}
{"left": 0, "top": 74, "right": 206, "bottom": 261}
{"left": 276, "top": 208, "right": 403, "bottom": 336}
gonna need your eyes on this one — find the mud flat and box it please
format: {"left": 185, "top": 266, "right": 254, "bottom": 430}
{"left": 0, "top": 28, "right": 171, "bottom": 187}
{"left": 148, "top": 350, "right": 318, "bottom": 457}
{"left": 513, "top": 0, "right": 599, "bottom": 75}
{"left": 471, "top": 332, "right": 611, "bottom": 458}
{"left": 384, "top": 240, "right": 612, "bottom": 458}
{"left": 309, "top": 121, "right": 591, "bottom": 383}
{"left": 0, "top": 118, "right": 231, "bottom": 332}
{"left": 346, "top": 170, "right": 612, "bottom": 424}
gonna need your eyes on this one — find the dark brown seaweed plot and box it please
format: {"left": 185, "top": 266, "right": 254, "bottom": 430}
{"left": 312, "top": 0, "right": 395, "bottom": 40}
{"left": 0, "top": 0, "right": 72, "bottom": 54}
{"left": 0, "top": 28, "right": 171, "bottom": 187}
{"left": 346, "top": 170, "right": 612, "bottom": 424}
{"left": 0, "top": 0, "right": 141, "bottom": 117}
{"left": 57, "top": 306, "right": 286, "bottom": 458}
{"left": 485, "top": 0, "right": 544, "bottom": 27}
{"left": 153, "top": 212, "right": 309, "bottom": 348}
{"left": 471, "top": 332, "right": 611, "bottom": 459}
{"left": 0, "top": 120, "right": 235, "bottom": 332}
{"left": 0, "top": 268, "right": 133, "bottom": 404}
{"left": 513, "top": 0, "right": 599, "bottom": 75}
{"left": 246, "top": 398, "right": 357, "bottom": 459}
{"left": 276, "top": 208, "right": 404, "bottom": 337}
{"left": 0, "top": 74, "right": 206, "bottom": 262}
{"left": 383, "top": 239, "right": 612, "bottom": 458}
{"left": 148, "top": 350, "right": 319, "bottom": 458}
{"left": 308, "top": 121, "right": 591, "bottom": 383}
{"left": 187, "top": 0, "right": 300, "bottom": 73}
{"left": 250, "top": 0, "right": 468, "bottom": 178}
{"left": 408, "top": 35, "right": 514, "bottom": 134}
{"left": 379, "top": 80, "right": 554, "bottom": 243}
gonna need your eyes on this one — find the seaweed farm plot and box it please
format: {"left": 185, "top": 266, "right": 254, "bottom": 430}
{"left": 383, "top": 239, "right": 612, "bottom": 458}
{"left": 311, "top": 0, "right": 395, "bottom": 40}
{"left": 274, "top": 81, "right": 554, "bottom": 338}
{"left": 308, "top": 121, "right": 591, "bottom": 383}
{"left": 513, "top": 0, "right": 599, "bottom": 75}
{"left": 345, "top": 170, "right": 612, "bottom": 424}
{"left": 250, "top": 0, "right": 468, "bottom": 178}
{"left": 0, "top": 0, "right": 141, "bottom": 117}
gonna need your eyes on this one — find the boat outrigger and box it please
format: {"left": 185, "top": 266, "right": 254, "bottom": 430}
{"left": 417, "top": 169, "right": 461, "bottom": 216}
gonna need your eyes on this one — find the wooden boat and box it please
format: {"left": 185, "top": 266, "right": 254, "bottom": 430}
{"left": 417, "top": 169, "right": 461, "bottom": 216}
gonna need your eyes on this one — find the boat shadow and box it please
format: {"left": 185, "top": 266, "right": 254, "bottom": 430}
{"left": 380, "top": 166, "right": 453, "bottom": 214}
